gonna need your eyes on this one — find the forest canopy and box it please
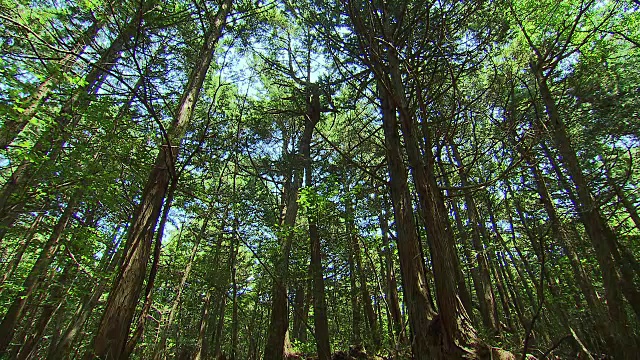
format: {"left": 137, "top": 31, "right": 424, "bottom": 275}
{"left": 0, "top": 0, "right": 639, "bottom": 359}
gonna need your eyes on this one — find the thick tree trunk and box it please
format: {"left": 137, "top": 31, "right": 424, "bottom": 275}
{"left": 378, "top": 84, "right": 437, "bottom": 359}
{"left": 123, "top": 183, "right": 177, "bottom": 357}
{"left": 385, "top": 48, "right": 485, "bottom": 356}
{"left": 0, "top": 197, "right": 76, "bottom": 356}
{"left": 86, "top": 3, "right": 232, "bottom": 358}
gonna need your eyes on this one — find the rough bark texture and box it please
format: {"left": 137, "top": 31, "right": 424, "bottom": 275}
{"left": 378, "top": 84, "right": 437, "bottom": 359}
{"left": 87, "top": 2, "right": 232, "bottom": 358}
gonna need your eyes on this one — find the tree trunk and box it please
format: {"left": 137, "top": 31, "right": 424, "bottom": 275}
{"left": 47, "top": 228, "right": 125, "bottom": 360}
{"left": 438, "top": 162, "right": 475, "bottom": 321}
{"left": 450, "top": 144, "right": 499, "bottom": 335}
{"left": 16, "top": 263, "right": 76, "bottom": 360}
{"left": 263, "top": 84, "right": 319, "bottom": 360}
{"left": 154, "top": 222, "right": 203, "bottom": 360}
{"left": 0, "top": 197, "right": 76, "bottom": 356}
{"left": 377, "top": 194, "right": 405, "bottom": 345}
{"left": 377, "top": 82, "right": 437, "bottom": 359}
{"left": 87, "top": 3, "right": 232, "bottom": 358}
{"left": 304, "top": 136, "right": 331, "bottom": 359}
{"left": 193, "top": 289, "right": 212, "bottom": 360}
{"left": 533, "top": 63, "right": 639, "bottom": 350}
{"left": 231, "top": 219, "right": 240, "bottom": 360}
{"left": 345, "top": 192, "right": 363, "bottom": 346}
{"left": 123, "top": 182, "right": 177, "bottom": 358}
{"left": 0, "top": 213, "right": 43, "bottom": 292}
{"left": 0, "top": 20, "right": 101, "bottom": 150}
{"left": 212, "top": 295, "right": 227, "bottom": 359}
{"left": 604, "top": 162, "right": 640, "bottom": 233}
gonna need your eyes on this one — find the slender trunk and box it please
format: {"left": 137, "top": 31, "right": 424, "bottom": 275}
{"left": 263, "top": 84, "right": 319, "bottom": 360}
{"left": 0, "top": 197, "right": 76, "bottom": 356}
{"left": 534, "top": 64, "right": 639, "bottom": 349}
{"left": 209, "top": 215, "right": 230, "bottom": 360}
{"left": 292, "top": 282, "right": 306, "bottom": 342}
{"left": 16, "top": 263, "right": 76, "bottom": 360}
{"left": 525, "top": 149, "right": 615, "bottom": 350}
{"left": 356, "top": 236, "right": 381, "bottom": 350}
{"left": 0, "top": 20, "right": 102, "bottom": 150}
{"left": 604, "top": 163, "right": 640, "bottom": 233}
{"left": 47, "top": 228, "right": 124, "bottom": 360}
{"left": 0, "top": 213, "right": 43, "bottom": 292}
{"left": 212, "top": 296, "right": 227, "bottom": 359}
{"left": 154, "top": 223, "right": 203, "bottom": 359}
{"left": 231, "top": 219, "right": 239, "bottom": 360}
{"left": 450, "top": 144, "right": 499, "bottom": 334}
{"left": 437, "top": 162, "right": 474, "bottom": 320}
{"left": 193, "top": 290, "right": 212, "bottom": 360}
{"left": 87, "top": 3, "right": 232, "bottom": 358}
{"left": 377, "top": 194, "right": 405, "bottom": 345}
{"left": 345, "top": 192, "right": 363, "bottom": 345}
{"left": 305, "top": 131, "right": 330, "bottom": 359}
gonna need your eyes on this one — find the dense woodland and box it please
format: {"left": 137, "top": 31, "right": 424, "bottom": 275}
{"left": 1, "top": 0, "right": 639, "bottom": 359}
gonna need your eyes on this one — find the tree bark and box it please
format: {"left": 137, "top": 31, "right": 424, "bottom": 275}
{"left": 533, "top": 63, "right": 639, "bottom": 350}
{"left": 449, "top": 144, "right": 499, "bottom": 335}
{"left": 0, "top": 196, "right": 76, "bottom": 356}
{"left": 376, "top": 194, "right": 405, "bottom": 345}
{"left": 193, "top": 289, "right": 212, "bottom": 360}
{"left": 377, "top": 83, "right": 437, "bottom": 359}
{"left": 0, "top": 213, "right": 43, "bottom": 293}
{"left": 0, "top": 20, "right": 101, "bottom": 150}
{"left": 86, "top": 2, "right": 232, "bottom": 358}
{"left": 345, "top": 191, "right": 363, "bottom": 346}
{"left": 263, "top": 84, "right": 320, "bottom": 360}
{"left": 47, "top": 226, "right": 125, "bottom": 360}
